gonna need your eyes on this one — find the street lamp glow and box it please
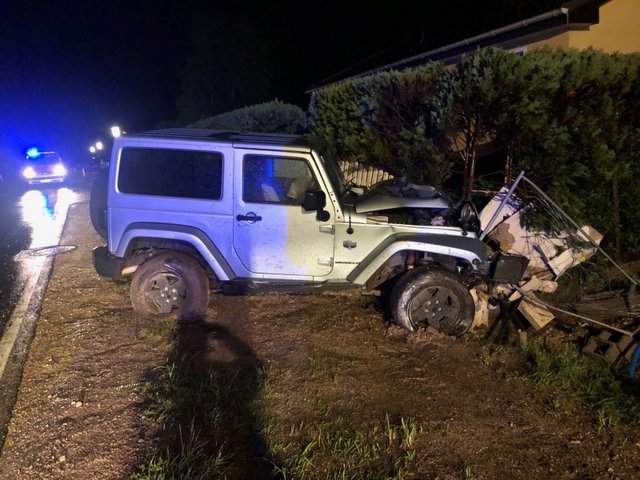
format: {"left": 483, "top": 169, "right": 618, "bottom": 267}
{"left": 89, "top": 146, "right": 96, "bottom": 153}
{"left": 110, "top": 125, "right": 122, "bottom": 138}
{"left": 96, "top": 141, "right": 104, "bottom": 150}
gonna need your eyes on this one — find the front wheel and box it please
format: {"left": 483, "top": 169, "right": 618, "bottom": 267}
{"left": 130, "top": 252, "right": 209, "bottom": 323}
{"left": 390, "top": 268, "right": 475, "bottom": 336}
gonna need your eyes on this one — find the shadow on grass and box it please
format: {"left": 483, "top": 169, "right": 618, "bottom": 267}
{"left": 133, "top": 320, "right": 277, "bottom": 479}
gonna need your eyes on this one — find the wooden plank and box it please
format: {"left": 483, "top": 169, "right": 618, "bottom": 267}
{"left": 575, "top": 294, "right": 627, "bottom": 321}
{"left": 517, "top": 292, "right": 555, "bottom": 330}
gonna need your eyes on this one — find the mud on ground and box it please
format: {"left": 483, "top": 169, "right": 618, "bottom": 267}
{"left": 0, "top": 204, "right": 639, "bottom": 479}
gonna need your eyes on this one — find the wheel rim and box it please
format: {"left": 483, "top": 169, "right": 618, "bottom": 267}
{"left": 408, "top": 285, "right": 461, "bottom": 328}
{"left": 144, "top": 271, "right": 186, "bottom": 315}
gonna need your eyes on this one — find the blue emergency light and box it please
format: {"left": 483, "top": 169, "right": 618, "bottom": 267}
{"left": 26, "top": 147, "right": 41, "bottom": 158}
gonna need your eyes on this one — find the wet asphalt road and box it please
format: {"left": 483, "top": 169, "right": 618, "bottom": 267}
{"left": 0, "top": 175, "right": 91, "bottom": 337}
{"left": 0, "top": 172, "right": 94, "bottom": 447}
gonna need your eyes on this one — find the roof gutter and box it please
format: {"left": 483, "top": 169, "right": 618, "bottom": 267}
{"left": 389, "top": 8, "right": 569, "bottom": 68}
{"left": 307, "top": 7, "right": 569, "bottom": 93}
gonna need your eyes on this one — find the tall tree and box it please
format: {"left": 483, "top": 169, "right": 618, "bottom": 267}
{"left": 611, "top": 53, "right": 640, "bottom": 256}
{"left": 433, "top": 48, "right": 516, "bottom": 199}
{"left": 515, "top": 48, "right": 640, "bottom": 256}
{"left": 367, "top": 65, "right": 451, "bottom": 187}
{"left": 492, "top": 48, "right": 557, "bottom": 184}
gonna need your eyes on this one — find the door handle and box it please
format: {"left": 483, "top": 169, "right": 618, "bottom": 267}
{"left": 236, "top": 212, "right": 262, "bottom": 222}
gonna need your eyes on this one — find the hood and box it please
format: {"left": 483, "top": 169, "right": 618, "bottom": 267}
{"left": 354, "top": 178, "right": 452, "bottom": 214}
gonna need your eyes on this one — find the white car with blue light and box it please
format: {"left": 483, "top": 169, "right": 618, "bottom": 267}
{"left": 91, "top": 129, "right": 527, "bottom": 336}
{"left": 22, "top": 149, "right": 67, "bottom": 184}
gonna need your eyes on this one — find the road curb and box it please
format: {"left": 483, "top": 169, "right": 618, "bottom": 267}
{"left": 0, "top": 254, "right": 53, "bottom": 448}
{"left": 0, "top": 201, "right": 84, "bottom": 449}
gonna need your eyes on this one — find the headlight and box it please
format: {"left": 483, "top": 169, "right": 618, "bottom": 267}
{"left": 22, "top": 166, "right": 36, "bottom": 179}
{"left": 53, "top": 163, "right": 67, "bottom": 176}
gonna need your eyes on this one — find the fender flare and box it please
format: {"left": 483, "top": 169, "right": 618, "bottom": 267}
{"left": 346, "top": 233, "right": 488, "bottom": 285}
{"left": 116, "top": 223, "right": 236, "bottom": 281}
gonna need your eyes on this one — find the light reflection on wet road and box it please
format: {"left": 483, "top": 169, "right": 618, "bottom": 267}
{"left": 18, "top": 188, "right": 80, "bottom": 249}
{"left": 0, "top": 185, "right": 84, "bottom": 336}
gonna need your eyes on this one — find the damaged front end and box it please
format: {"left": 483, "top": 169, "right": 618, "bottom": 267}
{"left": 352, "top": 176, "right": 529, "bottom": 286}
{"left": 473, "top": 171, "right": 640, "bottom": 355}
{"left": 353, "top": 177, "right": 490, "bottom": 238}
{"left": 484, "top": 251, "right": 530, "bottom": 286}
{"left": 355, "top": 176, "right": 530, "bottom": 286}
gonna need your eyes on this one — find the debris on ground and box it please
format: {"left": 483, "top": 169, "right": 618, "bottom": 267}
{"left": 476, "top": 173, "right": 640, "bottom": 375}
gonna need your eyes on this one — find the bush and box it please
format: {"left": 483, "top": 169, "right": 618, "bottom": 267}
{"left": 309, "top": 48, "right": 640, "bottom": 254}
{"left": 189, "top": 99, "right": 307, "bottom": 134}
{"left": 309, "top": 64, "right": 451, "bottom": 187}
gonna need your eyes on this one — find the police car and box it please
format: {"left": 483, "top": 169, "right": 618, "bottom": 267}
{"left": 21, "top": 148, "right": 67, "bottom": 185}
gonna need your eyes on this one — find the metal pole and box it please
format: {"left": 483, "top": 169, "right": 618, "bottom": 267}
{"left": 479, "top": 170, "right": 525, "bottom": 241}
{"left": 514, "top": 286, "right": 635, "bottom": 336}
{"left": 521, "top": 176, "right": 637, "bottom": 286}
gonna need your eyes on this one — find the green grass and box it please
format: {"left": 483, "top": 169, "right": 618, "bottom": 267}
{"left": 475, "top": 344, "right": 505, "bottom": 366}
{"left": 132, "top": 423, "right": 229, "bottom": 480}
{"left": 140, "top": 355, "right": 207, "bottom": 427}
{"left": 141, "top": 318, "right": 176, "bottom": 351}
{"left": 307, "top": 355, "right": 340, "bottom": 382}
{"left": 461, "top": 460, "right": 475, "bottom": 479}
{"left": 271, "top": 414, "right": 422, "bottom": 480}
{"left": 136, "top": 338, "right": 274, "bottom": 479}
{"left": 141, "top": 352, "right": 271, "bottom": 428}
{"left": 524, "top": 342, "right": 640, "bottom": 428}
{"left": 136, "top": 317, "right": 640, "bottom": 479}
{"left": 113, "top": 280, "right": 131, "bottom": 295}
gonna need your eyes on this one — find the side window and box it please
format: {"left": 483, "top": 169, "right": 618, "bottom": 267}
{"left": 243, "top": 155, "right": 317, "bottom": 205}
{"left": 118, "top": 148, "right": 223, "bottom": 200}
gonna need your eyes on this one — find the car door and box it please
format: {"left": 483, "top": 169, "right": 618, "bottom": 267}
{"left": 233, "top": 151, "right": 335, "bottom": 278}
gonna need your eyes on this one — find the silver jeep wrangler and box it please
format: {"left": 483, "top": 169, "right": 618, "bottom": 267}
{"left": 92, "top": 128, "right": 527, "bottom": 335}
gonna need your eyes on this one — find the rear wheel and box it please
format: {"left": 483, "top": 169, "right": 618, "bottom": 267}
{"left": 130, "top": 252, "right": 209, "bottom": 323}
{"left": 390, "top": 267, "right": 475, "bottom": 336}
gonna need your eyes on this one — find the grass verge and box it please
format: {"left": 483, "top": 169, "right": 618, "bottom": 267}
{"left": 524, "top": 342, "right": 640, "bottom": 429}
{"left": 132, "top": 422, "right": 229, "bottom": 480}
{"left": 133, "top": 313, "right": 640, "bottom": 478}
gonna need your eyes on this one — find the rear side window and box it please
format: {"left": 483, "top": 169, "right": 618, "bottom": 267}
{"left": 118, "top": 147, "right": 223, "bottom": 200}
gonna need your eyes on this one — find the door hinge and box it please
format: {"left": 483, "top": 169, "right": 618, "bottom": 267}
{"left": 317, "top": 256, "right": 333, "bottom": 267}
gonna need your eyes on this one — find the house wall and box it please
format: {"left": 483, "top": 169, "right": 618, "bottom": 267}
{"left": 526, "top": 32, "right": 571, "bottom": 51}
{"left": 525, "top": 0, "right": 640, "bottom": 54}
{"left": 567, "top": 0, "right": 640, "bottom": 53}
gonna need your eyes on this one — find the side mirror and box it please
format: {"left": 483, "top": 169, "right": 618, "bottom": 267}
{"left": 302, "top": 190, "right": 326, "bottom": 212}
{"left": 302, "top": 190, "right": 330, "bottom": 221}
{"left": 458, "top": 201, "right": 480, "bottom": 236}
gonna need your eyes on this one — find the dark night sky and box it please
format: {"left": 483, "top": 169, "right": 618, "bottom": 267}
{"left": 0, "top": 0, "right": 564, "bottom": 168}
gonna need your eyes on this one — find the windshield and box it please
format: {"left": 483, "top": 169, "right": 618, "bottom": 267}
{"left": 27, "top": 152, "right": 62, "bottom": 163}
{"left": 317, "top": 146, "right": 346, "bottom": 197}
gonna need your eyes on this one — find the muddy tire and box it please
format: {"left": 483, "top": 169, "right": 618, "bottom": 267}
{"left": 390, "top": 267, "right": 474, "bottom": 336}
{"left": 130, "top": 252, "right": 209, "bottom": 323}
{"left": 90, "top": 168, "right": 109, "bottom": 239}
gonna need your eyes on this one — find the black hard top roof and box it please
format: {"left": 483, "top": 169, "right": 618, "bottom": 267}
{"left": 129, "top": 128, "right": 322, "bottom": 151}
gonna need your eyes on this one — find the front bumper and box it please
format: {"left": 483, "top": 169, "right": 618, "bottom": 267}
{"left": 92, "top": 246, "right": 124, "bottom": 280}
{"left": 26, "top": 175, "right": 65, "bottom": 184}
